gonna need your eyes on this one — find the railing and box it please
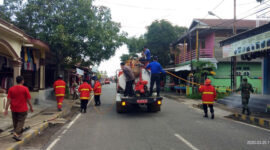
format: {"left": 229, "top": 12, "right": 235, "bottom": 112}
{"left": 178, "top": 48, "right": 214, "bottom": 64}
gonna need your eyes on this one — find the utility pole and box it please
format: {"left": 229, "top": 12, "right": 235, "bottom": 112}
{"left": 231, "top": 0, "right": 237, "bottom": 91}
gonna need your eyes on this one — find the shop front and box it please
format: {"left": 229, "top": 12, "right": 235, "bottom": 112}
{"left": 220, "top": 22, "right": 270, "bottom": 95}
{"left": 0, "top": 18, "right": 49, "bottom": 112}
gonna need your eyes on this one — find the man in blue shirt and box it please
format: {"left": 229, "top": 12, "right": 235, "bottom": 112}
{"left": 143, "top": 46, "right": 151, "bottom": 62}
{"left": 146, "top": 56, "right": 166, "bottom": 97}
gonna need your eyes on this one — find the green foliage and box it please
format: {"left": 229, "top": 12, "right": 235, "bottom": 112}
{"left": 187, "top": 93, "right": 201, "bottom": 99}
{"left": 192, "top": 61, "right": 215, "bottom": 84}
{"left": 1, "top": 0, "right": 126, "bottom": 68}
{"left": 126, "top": 36, "right": 146, "bottom": 54}
{"left": 0, "top": 0, "right": 24, "bottom": 22}
{"left": 145, "top": 20, "right": 187, "bottom": 66}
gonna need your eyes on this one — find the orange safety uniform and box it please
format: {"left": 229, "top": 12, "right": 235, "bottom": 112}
{"left": 78, "top": 82, "right": 92, "bottom": 100}
{"left": 93, "top": 81, "right": 102, "bottom": 95}
{"left": 199, "top": 79, "right": 217, "bottom": 104}
{"left": 53, "top": 79, "right": 66, "bottom": 109}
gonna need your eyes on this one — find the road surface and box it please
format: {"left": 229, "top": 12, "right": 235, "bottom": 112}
{"left": 44, "top": 83, "right": 270, "bottom": 150}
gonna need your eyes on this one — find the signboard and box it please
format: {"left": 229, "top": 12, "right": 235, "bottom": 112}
{"left": 222, "top": 30, "right": 270, "bottom": 58}
{"left": 76, "top": 68, "right": 84, "bottom": 75}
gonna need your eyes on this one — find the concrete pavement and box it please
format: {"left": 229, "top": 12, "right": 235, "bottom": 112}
{"left": 44, "top": 83, "right": 270, "bottom": 150}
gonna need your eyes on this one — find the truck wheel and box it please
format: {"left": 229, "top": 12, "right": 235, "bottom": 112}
{"left": 116, "top": 102, "right": 126, "bottom": 113}
{"left": 147, "top": 104, "right": 160, "bottom": 113}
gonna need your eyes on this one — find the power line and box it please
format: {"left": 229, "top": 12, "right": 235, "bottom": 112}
{"left": 212, "top": 0, "right": 225, "bottom": 11}
{"left": 98, "top": 0, "right": 176, "bottom": 11}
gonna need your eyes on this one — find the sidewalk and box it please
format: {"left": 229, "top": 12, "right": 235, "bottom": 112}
{"left": 162, "top": 92, "right": 270, "bottom": 129}
{"left": 0, "top": 99, "right": 76, "bottom": 150}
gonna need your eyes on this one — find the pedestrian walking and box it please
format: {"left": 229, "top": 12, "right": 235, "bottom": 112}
{"left": 146, "top": 56, "right": 166, "bottom": 97}
{"left": 53, "top": 75, "right": 66, "bottom": 111}
{"left": 93, "top": 76, "right": 102, "bottom": 106}
{"left": 236, "top": 78, "right": 254, "bottom": 115}
{"left": 120, "top": 62, "right": 135, "bottom": 97}
{"left": 4, "top": 76, "right": 33, "bottom": 141}
{"left": 78, "top": 78, "right": 92, "bottom": 113}
{"left": 199, "top": 79, "right": 217, "bottom": 119}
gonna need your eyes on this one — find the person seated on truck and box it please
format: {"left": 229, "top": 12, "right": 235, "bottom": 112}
{"left": 120, "top": 62, "right": 135, "bottom": 97}
{"left": 146, "top": 56, "right": 166, "bottom": 97}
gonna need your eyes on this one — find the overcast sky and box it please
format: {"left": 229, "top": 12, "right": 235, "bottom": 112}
{"left": 94, "top": 0, "right": 270, "bottom": 76}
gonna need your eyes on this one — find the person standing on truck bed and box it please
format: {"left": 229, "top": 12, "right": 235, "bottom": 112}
{"left": 120, "top": 62, "right": 135, "bottom": 97}
{"left": 139, "top": 46, "right": 151, "bottom": 66}
{"left": 146, "top": 56, "right": 166, "bottom": 97}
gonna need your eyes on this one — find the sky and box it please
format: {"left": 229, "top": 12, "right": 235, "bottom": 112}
{"left": 1, "top": 0, "right": 267, "bottom": 76}
{"left": 94, "top": 0, "right": 270, "bottom": 76}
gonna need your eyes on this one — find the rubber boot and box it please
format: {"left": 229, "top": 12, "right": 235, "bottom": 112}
{"left": 242, "top": 108, "right": 246, "bottom": 114}
{"left": 204, "top": 113, "right": 208, "bottom": 118}
{"left": 247, "top": 108, "right": 251, "bottom": 116}
{"left": 211, "top": 113, "right": 214, "bottom": 119}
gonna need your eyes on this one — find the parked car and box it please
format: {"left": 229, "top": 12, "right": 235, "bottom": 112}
{"left": 105, "top": 79, "right": 110, "bottom": 84}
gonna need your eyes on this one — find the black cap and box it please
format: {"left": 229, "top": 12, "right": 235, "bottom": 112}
{"left": 120, "top": 62, "right": 125, "bottom": 66}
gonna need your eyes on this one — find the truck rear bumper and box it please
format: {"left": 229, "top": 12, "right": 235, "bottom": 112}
{"left": 116, "top": 94, "right": 162, "bottom": 105}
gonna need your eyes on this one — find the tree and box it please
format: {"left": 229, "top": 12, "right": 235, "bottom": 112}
{"left": 145, "top": 20, "right": 187, "bottom": 66}
{"left": 1, "top": 0, "right": 126, "bottom": 71}
{"left": 0, "top": 0, "right": 24, "bottom": 22}
{"left": 126, "top": 35, "right": 146, "bottom": 54}
{"left": 192, "top": 61, "right": 215, "bottom": 84}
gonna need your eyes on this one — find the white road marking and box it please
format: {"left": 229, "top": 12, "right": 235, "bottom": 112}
{"left": 46, "top": 138, "right": 60, "bottom": 150}
{"left": 46, "top": 96, "right": 94, "bottom": 150}
{"left": 174, "top": 133, "right": 199, "bottom": 150}
{"left": 224, "top": 117, "right": 270, "bottom": 133}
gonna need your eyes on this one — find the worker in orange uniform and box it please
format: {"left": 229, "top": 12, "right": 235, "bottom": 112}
{"left": 78, "top": 78, "right": 92, "bottom": 113}
{"left": 199, "top": 79, "right": 217, "bottom": 119}
{"left": 53, "top": 75, "right": 66, "bottom": 111}
{"left": 93, "top": 76, "right": 102, "bottom": 106}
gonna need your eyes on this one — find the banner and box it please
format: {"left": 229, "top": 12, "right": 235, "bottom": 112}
{"left": 222, "top": 30, "right": 270, "bottom": 58}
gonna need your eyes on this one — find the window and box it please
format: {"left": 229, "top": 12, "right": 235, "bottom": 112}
{"left": 243, "top": 67, "right": 250, "bottom": 71}
{"left": 236, "top": 67, "right": 242, "bottom": 70}
{"left": 236, "top": 71, "right": 242, "bottom": 76}
{"left": 201, "top": 40, "right": 205, "bottom": 49}
{"left": 243, "top": 71, "right": 250, "bottom": 76}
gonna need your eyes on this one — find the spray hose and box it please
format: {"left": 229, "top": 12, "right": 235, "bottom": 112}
{"left": 166, "top": 71, "right": 233, "bottom": 92}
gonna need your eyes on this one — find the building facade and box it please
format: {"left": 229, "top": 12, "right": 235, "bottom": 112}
{"left": 0, "top": 18, "right": 50, "bottom": 111}
{"left": 168, "top": 19, "right": 266, "bottom": 94}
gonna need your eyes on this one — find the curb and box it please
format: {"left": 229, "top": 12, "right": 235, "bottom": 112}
{"left": 5, "top": 101, "right": 74, "bottom": 150}
{"left": 233, "top": 113, "right": 270, "bottom": 129}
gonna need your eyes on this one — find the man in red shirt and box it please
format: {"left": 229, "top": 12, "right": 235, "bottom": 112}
{"left": 4, "top": 76, "right": 33, "bottom": 141}
{"left": 53, "top": 75, "right": 66, "bottom": 111}
{"left": 199, "top": 79, "right": 217, "bottom": 119}
{"left": 78, "top": 79, "right": 92, "bottom": 113}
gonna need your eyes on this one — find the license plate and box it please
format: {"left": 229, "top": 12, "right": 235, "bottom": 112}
{"left": 137, "top": 99, "right": 148, "bottom": 104}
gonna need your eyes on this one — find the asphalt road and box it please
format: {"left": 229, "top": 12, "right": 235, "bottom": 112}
{"left": 44, "top": 83, "right": 270, "bottom": 150}
{"left": 218, "top": 94, "right": 270, "bottom": 113}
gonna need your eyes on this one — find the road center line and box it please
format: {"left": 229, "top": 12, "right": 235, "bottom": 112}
{"left": 174, "top": 133, "right": 199, "bottom": 150}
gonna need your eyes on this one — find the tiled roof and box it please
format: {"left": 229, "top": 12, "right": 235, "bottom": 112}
{"left": 194, "top": 19, "right": 268, "bottom": 29}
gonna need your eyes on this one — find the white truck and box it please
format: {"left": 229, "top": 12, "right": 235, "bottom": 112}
{"left": 116, "top": 65, "right": 163, "bottom": 113}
